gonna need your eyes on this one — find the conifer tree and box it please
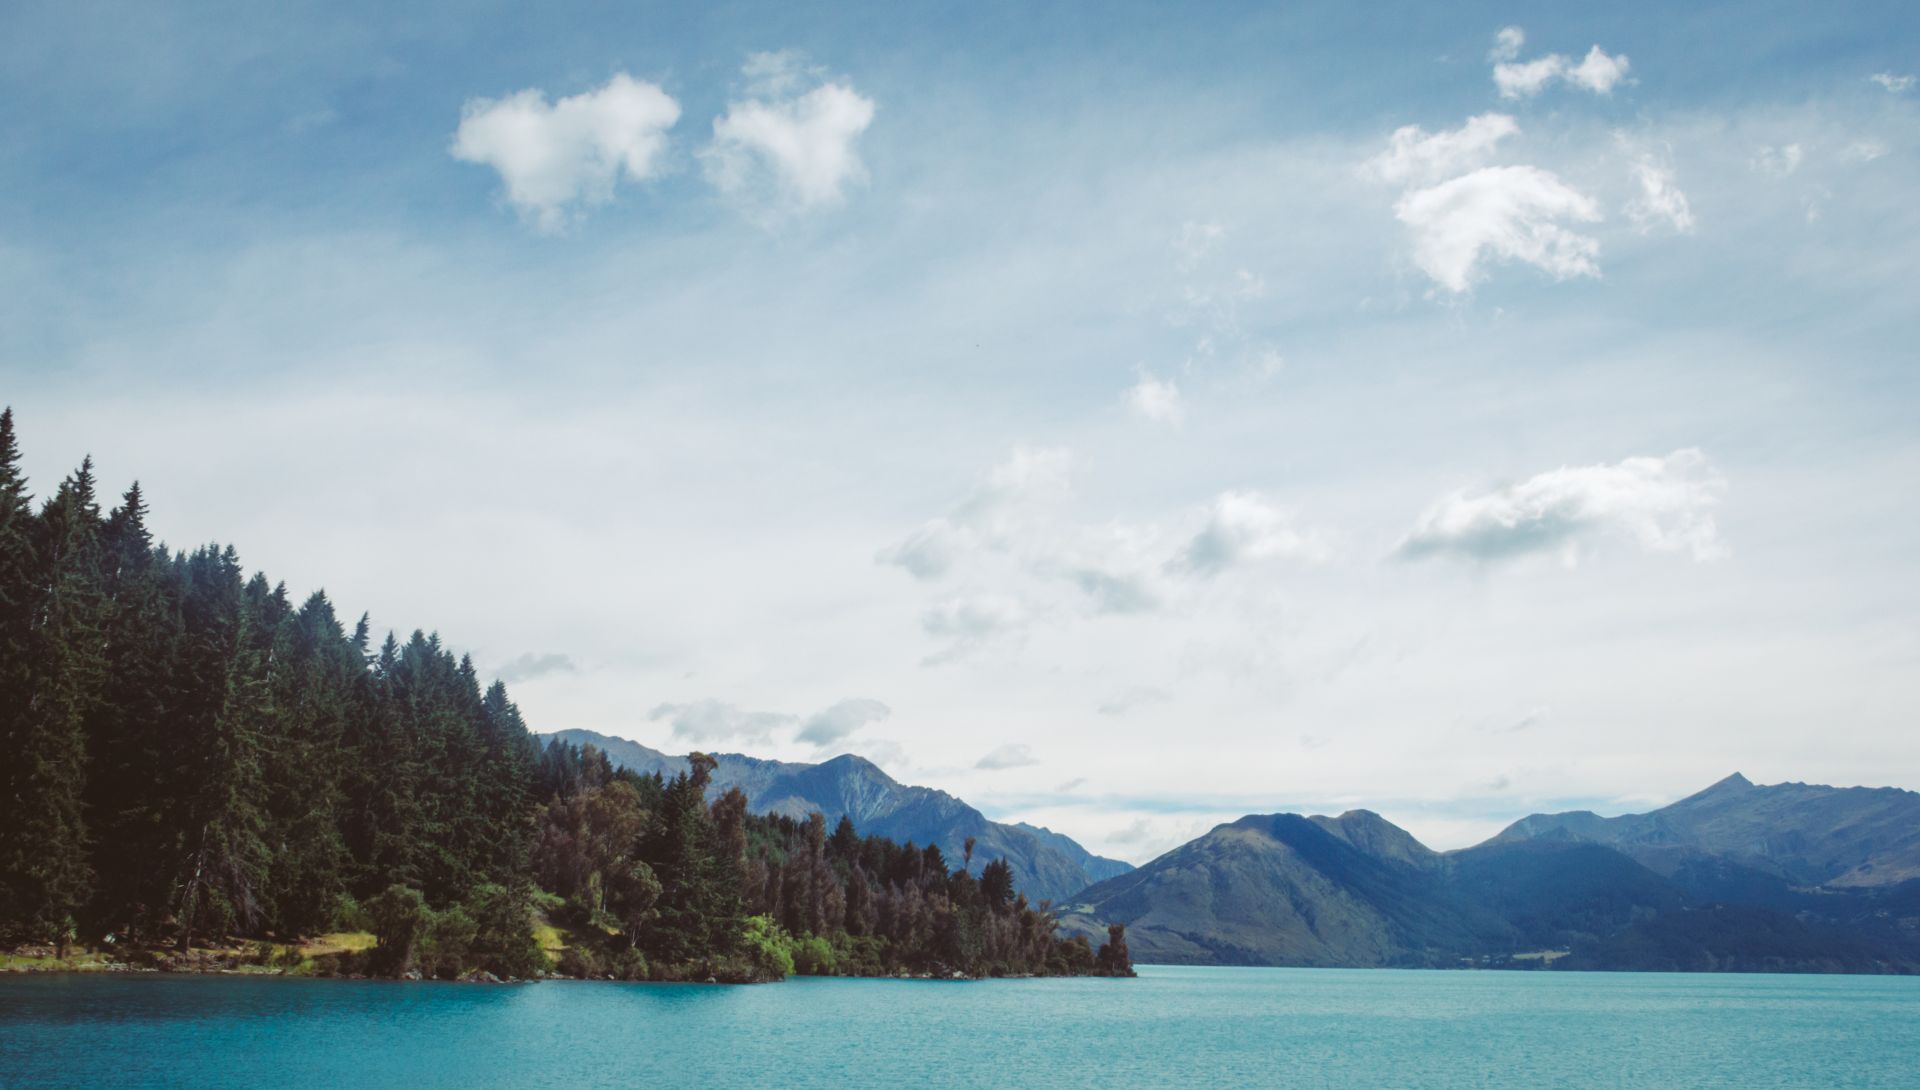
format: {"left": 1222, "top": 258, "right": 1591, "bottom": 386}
{"left": 0, "top": 411, "right": 44, "bottom": 940}
{"left": 1, "top": 459, "right": 107, "bottom": 950}
{"left": 169, "top": 548, "right": 272, "bottom": 950}
{"left": 84, "top": 483, "right": 187, "bottom": 938}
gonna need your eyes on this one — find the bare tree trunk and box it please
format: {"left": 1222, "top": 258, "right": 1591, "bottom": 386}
{"left": 177, "top": 829, "right": 209, "bottom": 954}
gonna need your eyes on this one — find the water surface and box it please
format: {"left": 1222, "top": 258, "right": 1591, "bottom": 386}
{"left": 2, "top": 965, "right": 1916, "bottom": 1089}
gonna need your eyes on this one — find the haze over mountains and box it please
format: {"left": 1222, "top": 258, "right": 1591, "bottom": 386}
{"left": 545, "top": 729, "right": 1133, "bottom": 902}
{"left": 1060, "top": 775, "right": 1920, "bottom": 973}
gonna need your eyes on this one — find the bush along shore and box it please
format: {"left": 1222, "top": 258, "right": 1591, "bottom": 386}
{"left": 0, "top": 408, "right": 1132, "bottom": 984}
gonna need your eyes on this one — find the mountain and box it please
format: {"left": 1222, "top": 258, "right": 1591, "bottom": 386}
{"left": 1060, "top": 780, "right": 1920, "bottom": 973}
{"left": 543, "top": 728, "right": 1132, "bottom": 902}
{"left": 1491, "top": 772, "right": 1920, "bottom": 887}
{"left": 1012, "top": 822, "right": 1136, "bottom": 885}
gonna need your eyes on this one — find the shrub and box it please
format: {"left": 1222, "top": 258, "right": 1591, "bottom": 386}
{"left": 739, "top": 915, "right": 795, "bottom": 980}
{"left": 792, "top": 935, "right": 836, "bottom": 976}
{"left": 366, "top": 885, "right": 429, "bottom": 976}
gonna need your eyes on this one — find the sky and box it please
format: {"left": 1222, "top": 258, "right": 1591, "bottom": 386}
{"left": 3, "top": 0, "right": 1917, "bottom": 864}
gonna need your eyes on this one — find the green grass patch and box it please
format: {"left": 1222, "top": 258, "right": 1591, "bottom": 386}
{"left": 0, "top": 951, "right": 112, "bottom": 972}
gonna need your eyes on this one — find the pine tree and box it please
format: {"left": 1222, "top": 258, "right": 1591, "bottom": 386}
{"left": 258, "top": 590, "right": 355, "bottom": 935}
{"left": 0, "top": 410, "right": 43, "bottom": 940}
{"left": 83, "top": 483, "right": 188, "bottom": 939}
{"left": 1, "top": 458, "right": 106, "bottom": 950}
{"left": 168, "top": 547, "right": 272, "bottom": 950}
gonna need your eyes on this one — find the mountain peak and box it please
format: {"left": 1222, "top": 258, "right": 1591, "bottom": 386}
{"left": 1703, "top": 771, "right": 1755, "bottom": 794}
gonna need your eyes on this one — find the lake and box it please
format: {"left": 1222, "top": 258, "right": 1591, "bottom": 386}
{"left": 2, "top": 965, "right": 1916, "bottom": 1089}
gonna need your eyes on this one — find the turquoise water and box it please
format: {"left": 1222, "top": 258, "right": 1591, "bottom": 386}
{"left": 2, "top": 966, "right": 1917, "bottom": 1089}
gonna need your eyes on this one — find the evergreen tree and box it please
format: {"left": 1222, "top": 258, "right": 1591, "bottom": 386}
{"left": 0, "top": 409, "right": 40, "bottom": 937}
{"left": 168, "top": 547, "right": 272, "bottom": 950}
{"left": 84, "top": 484, "right": 187, "bottom": 938}
{"left": 0, "top": 458, "right": 106, "bottom": 951}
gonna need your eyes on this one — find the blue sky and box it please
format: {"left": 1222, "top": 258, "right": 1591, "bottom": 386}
{"left": 4, "top": 0, "right": 1917, "bottom": 861}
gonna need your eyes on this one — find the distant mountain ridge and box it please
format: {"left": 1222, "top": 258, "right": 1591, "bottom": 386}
{"left": 1062, "top": 775, "right": 1920, "bottom": 974}
{"left": 1491, "top": 772, "right": 1920, "bottom": 888}
{"left": 543, "top": 728, "right": 1132, "bottom": 902}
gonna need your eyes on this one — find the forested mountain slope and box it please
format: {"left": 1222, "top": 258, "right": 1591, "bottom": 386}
{"left": 546, "top": 728, "right": 1132, "bottom": 902}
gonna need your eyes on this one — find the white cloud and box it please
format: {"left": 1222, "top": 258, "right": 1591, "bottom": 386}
{"left": 1097, "top": 686, "right": 1172, "bottom": 716}
{"left": 1870, "top": 72, "right": 1915, "bottom": 93}
{"left": 1842, "top": 141, "right": 1889, "bottom": 163}
{"left": 1494, "top": 56, "right": 1570, "bottom": 100}
{"left": 878, "top": 445, "right": 1073, "bottom": 580}
{"left": 703, "top": 52, "right": 876, "bottom": 213}
{"left": 1398, "top": 449, "right": 1728, "bottom": 565}
{"left": 875, "top": 520, "right": 964, "bottom": 580}
{"left": 450, "top": 73, "right": 681, "bottom": 232}
{"left": 1394, "top": 165, "right": 1602, "bottom": 292}
{"left": 1174, "top": 221, "right": 1226, "bottom": 270}
{"left": 648, "top": 699, "right": 797, "bottom": 745}
{"left": 1368, "top": 113, "right": 1520, "bottom": 186}
{"left": 1069, "top": 566, "right": 1162, "bottom": 614}
{"left": 1491, "top": 28, "right": 1630, "bottom": 100}
{"left": 1625, "top": 152, "right": 1696, "bottom": 234}
{"left": 1126, "top": 371, "right": 1185, "bottom": 426}
{"left": 921, "top": 593, "right": 1029, "bottom": 664}
{"left": 975, "top": 742, "right": 1040, "bottom": 770}
{"left": 1489, "top": 26, "right": 1526, "bottom": 63}
{"left": 493, "top": 651, "right": 576, "bottom": 683}
{"left": 1567, "top": 46, "right": 1632, "bottom": 95}
{"left": 1752, "top": 143, "right": 1804, "bottom": 178}
{"left": 1177, "top": 491, "right": 1326, "bottom": 575}
{"left": 797, "top": 697, "right": 892, "bottom": 747}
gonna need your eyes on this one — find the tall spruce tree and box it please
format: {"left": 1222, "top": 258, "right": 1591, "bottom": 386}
{"left": 258, "top": 590, "right": 354, "bottom": 935}
{"left": 168, "top": 547, "right": 272, "bottom": 950}
{"left": 84, "top": 483, "right": 188, "bottom": 938}
{"left": 0, "top": 410, "right": 44, "bottom": 940}
{"left": 1, "top": 458, "right": 106, "bottom": 950}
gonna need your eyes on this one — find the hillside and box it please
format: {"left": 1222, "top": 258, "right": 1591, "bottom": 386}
{"left": 1061, "top": 780, "right": 1920, "bottom": 973}
{"left": 545, "top": 728, "right": 1132, "bottom": 902}
{"left": 1490, "top": 772, "right": 1920, "bottom": 887}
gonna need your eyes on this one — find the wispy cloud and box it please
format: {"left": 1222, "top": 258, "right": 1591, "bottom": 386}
{"left": 921, "top": 593, "right": 1029, "bottom": 664}
{"left": 976, "top": 743, "right": 1040, "bottom": 770}
{"left": 1623, "top": 145, "right": 1696, "bottom": 234}
{"left": 1097, "top": 686, "right": 1172, "bottom": 716}
{"left": 493, "top": 651, "right": 576, "bottom": 684}
{"left": 648, "top": 699, "right": 797, "bottom": 745}
{"left": 796, "top": 697, "right": 892, "bottom": 747}
{"left": 877, "top": 445, "right": 1073, "bottom": 581}
{"left": 1125, "top": 371, "right": 1185, "bottom": 426}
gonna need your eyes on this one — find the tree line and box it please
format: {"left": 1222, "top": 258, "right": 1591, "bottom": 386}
{"left": 0, "top": 408, "right": 1130, "bottom": 981}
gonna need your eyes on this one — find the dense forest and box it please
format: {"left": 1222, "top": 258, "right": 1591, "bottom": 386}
{"left": 0, "top": 408, "right": 1131, "bottom": 982}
